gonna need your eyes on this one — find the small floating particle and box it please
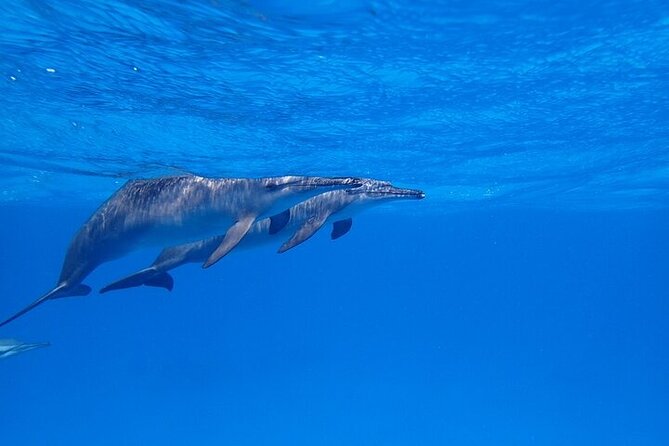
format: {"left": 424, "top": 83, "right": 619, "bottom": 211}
{"left": 9, "top": 76, "right": 16, "bottom": 81}
{"left": 71, "top": 121, "right": 78, "bottom": 127}
{"left": 46, "top": 67, "right": 56, "bottom": 73}
{"left": 132, "top": 66, "right": 139, "bottom": 71}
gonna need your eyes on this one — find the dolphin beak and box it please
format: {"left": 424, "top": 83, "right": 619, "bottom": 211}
{"left": 388, "top": 187, "right": 426, "bottom": 199}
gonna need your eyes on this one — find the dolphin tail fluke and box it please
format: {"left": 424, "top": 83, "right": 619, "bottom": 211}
{"left": 0, "top": 283, "right": 89, "bottom": 328}
{"left": 144, "top": 272, "right": 174, "bottom": 291}
{"left": 203, "top": 216, "right": 255, "bottom": 268}
{"left": 278, "top": 212, "right": 331, "bottom": 254}
{"left": 52, "top": 284, "right": 91, "bottom": 298}
{"left": 100, "top": 268, "right": 171, "bottom": 294}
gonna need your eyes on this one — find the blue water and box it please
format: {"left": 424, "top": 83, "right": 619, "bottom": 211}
{"left": 1, "top": 0, "right": 668, "bottom": 444}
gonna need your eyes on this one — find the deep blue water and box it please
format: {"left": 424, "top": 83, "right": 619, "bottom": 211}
{"left": 1, "top": 1, "right": 668, "bottom": 444}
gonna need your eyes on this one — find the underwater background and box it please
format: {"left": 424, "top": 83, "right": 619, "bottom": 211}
{"left": 1, "top": 0, "right": 668, "bottom": 444}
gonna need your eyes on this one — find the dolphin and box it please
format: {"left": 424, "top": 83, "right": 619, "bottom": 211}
{"left": 0, "top": 338, "right": 50, "bottom": 359}
{"left": 99, "top": 179, "right": 425, "bottom": 294}
{"left": 0, "top": 175, "right": 363, "bottom": 327}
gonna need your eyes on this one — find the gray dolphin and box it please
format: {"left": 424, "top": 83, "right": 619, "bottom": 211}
{"left": 0, "top": 175, "right": 363, "bottom": 327}
{"left": 99, "top": 180, "right": 425, "bottom": 294}
{"left": 0, "top": 338, "right": 50, "bottom": 359}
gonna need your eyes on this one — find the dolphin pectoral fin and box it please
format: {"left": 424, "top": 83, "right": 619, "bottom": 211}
{"left": 144, "top": 272, "right": 174, "bottom": 291}
{"left": 100, "top": 268, "right": 159, "bottom": 294}
{"left": 278, "top": 213, "right": 330, "bottom": 253}
{"left": 0, "top": 283, "right": 76, "bottom": 328}
{"left": 269, "top": 209, "right": 290, "bottom": 235}
{"left": 331, "top": 218, "right": 353, "bottom": 240}
{"left": 203, "top": 216, "right": 256, "bottom": 268}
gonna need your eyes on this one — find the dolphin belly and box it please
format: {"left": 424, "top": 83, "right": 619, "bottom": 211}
{"left": 135, "top": 212, "right": 236, "bottom": 249}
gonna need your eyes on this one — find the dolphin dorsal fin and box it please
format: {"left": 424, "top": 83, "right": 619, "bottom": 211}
{"left": 331, "top": 218, "right": 353, "bottom": 240}
{"left": 203, "top": 216, "right": 256, "bottom": 268}
{"left": 278, "top": 212, "right": 331, "bottom": 253}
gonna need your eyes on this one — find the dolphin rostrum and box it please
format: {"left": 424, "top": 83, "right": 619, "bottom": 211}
{"left": 0, "top": 338, "right": 50, "bottom": 359}
{"left": 99, "top": 179, "right": 425, "bottom": 294}
{"left": 0, "top": 175, "right": 363, "bottom": 327}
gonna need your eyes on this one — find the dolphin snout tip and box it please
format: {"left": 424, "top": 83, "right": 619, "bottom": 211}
{"left": 418, "top": 191, "right": 426, "bottom": 199}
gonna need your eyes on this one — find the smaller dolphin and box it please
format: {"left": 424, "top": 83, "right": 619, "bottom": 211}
{"left": 100, "top": 180, "right": 425, "bottom": 294}
{"left": 0, "top": 339, "right": 50, "bottom": 360}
